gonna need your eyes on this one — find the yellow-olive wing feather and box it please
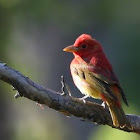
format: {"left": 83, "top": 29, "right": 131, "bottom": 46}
{"left": 74, "top": 64, "right": 128, "bottom": 105}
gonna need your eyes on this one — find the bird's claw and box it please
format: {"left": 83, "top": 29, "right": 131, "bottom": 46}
{"left": 101, "top": 101, "right": 106, "bottom": 108}
{"left": 79, "top": 95, "right": 89, "bottom": 104}
{"left": 61, "top": 92, "right": 66, "bottom": 96}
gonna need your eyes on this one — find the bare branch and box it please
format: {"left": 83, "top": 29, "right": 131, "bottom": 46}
{"left": 0, "top": 63, "right": 139, "bottom": 134}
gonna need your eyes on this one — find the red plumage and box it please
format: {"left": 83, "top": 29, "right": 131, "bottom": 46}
{"left": 63, "top": 34, "right": 132, "bottom": 129}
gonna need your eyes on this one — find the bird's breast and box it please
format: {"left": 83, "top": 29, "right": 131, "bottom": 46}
{"left": 70, "top": 64, "right": 101, "bottom": 99}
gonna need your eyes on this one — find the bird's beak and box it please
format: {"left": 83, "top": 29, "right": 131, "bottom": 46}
{"left": 63, "top": 45, "right": 78, "bottom": 52}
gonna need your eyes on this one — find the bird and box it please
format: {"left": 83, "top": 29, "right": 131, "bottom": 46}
{"left": 63, "top": 34, "right": 132, "bottom": 129}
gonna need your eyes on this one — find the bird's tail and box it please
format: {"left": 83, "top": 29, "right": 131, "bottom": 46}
{"left": 106, "top": 99, "right": 132, "bottom": 129}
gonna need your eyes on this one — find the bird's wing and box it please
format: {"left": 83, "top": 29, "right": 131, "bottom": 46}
{"left": 75, "top": 64, "right": 128, "bottom": 106}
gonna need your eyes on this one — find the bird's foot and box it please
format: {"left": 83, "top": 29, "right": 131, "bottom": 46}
{"left": 101, "top": 101, "right": 106, "bottom": 108}
{"left": 79, "top": 95, "right": 89, "bottom": 104}
{"left": 61, "top": 75, "right": 71, "bottom": 96}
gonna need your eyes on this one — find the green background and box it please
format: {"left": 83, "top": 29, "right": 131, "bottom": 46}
{"left": 0, "top": 0, "right": 139, "bottom": 139}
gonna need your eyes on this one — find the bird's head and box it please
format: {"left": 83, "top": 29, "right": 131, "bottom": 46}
{"left": 63, "top": 34, "right": 102, "bottom": 57}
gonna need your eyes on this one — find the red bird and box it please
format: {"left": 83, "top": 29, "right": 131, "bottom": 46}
{"left": 63, "top": 34, "right": 131, "bottom": 129}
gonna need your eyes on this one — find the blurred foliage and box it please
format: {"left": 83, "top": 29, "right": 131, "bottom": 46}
{"left": 0, "top": 0, "right": 140, "bottom": 140}
{"left": 90, "top": 126, "right": 140, "bottom": 140}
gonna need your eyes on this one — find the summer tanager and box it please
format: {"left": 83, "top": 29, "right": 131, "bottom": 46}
{"left": 63, "top": 34, "right": 131, "bottom": 129}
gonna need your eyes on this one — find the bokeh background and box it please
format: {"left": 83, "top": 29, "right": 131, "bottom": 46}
{"left": 0, "top": 0, "right": 140, "bottom": 140}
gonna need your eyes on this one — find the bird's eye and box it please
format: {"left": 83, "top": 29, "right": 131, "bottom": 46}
{"left": 81, "top": 45, "right": 87, "bottom": 48}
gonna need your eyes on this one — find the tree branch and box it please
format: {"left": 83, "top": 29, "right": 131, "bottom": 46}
{"left": 0, "top": 63, "right": 139, "bottom": 134}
